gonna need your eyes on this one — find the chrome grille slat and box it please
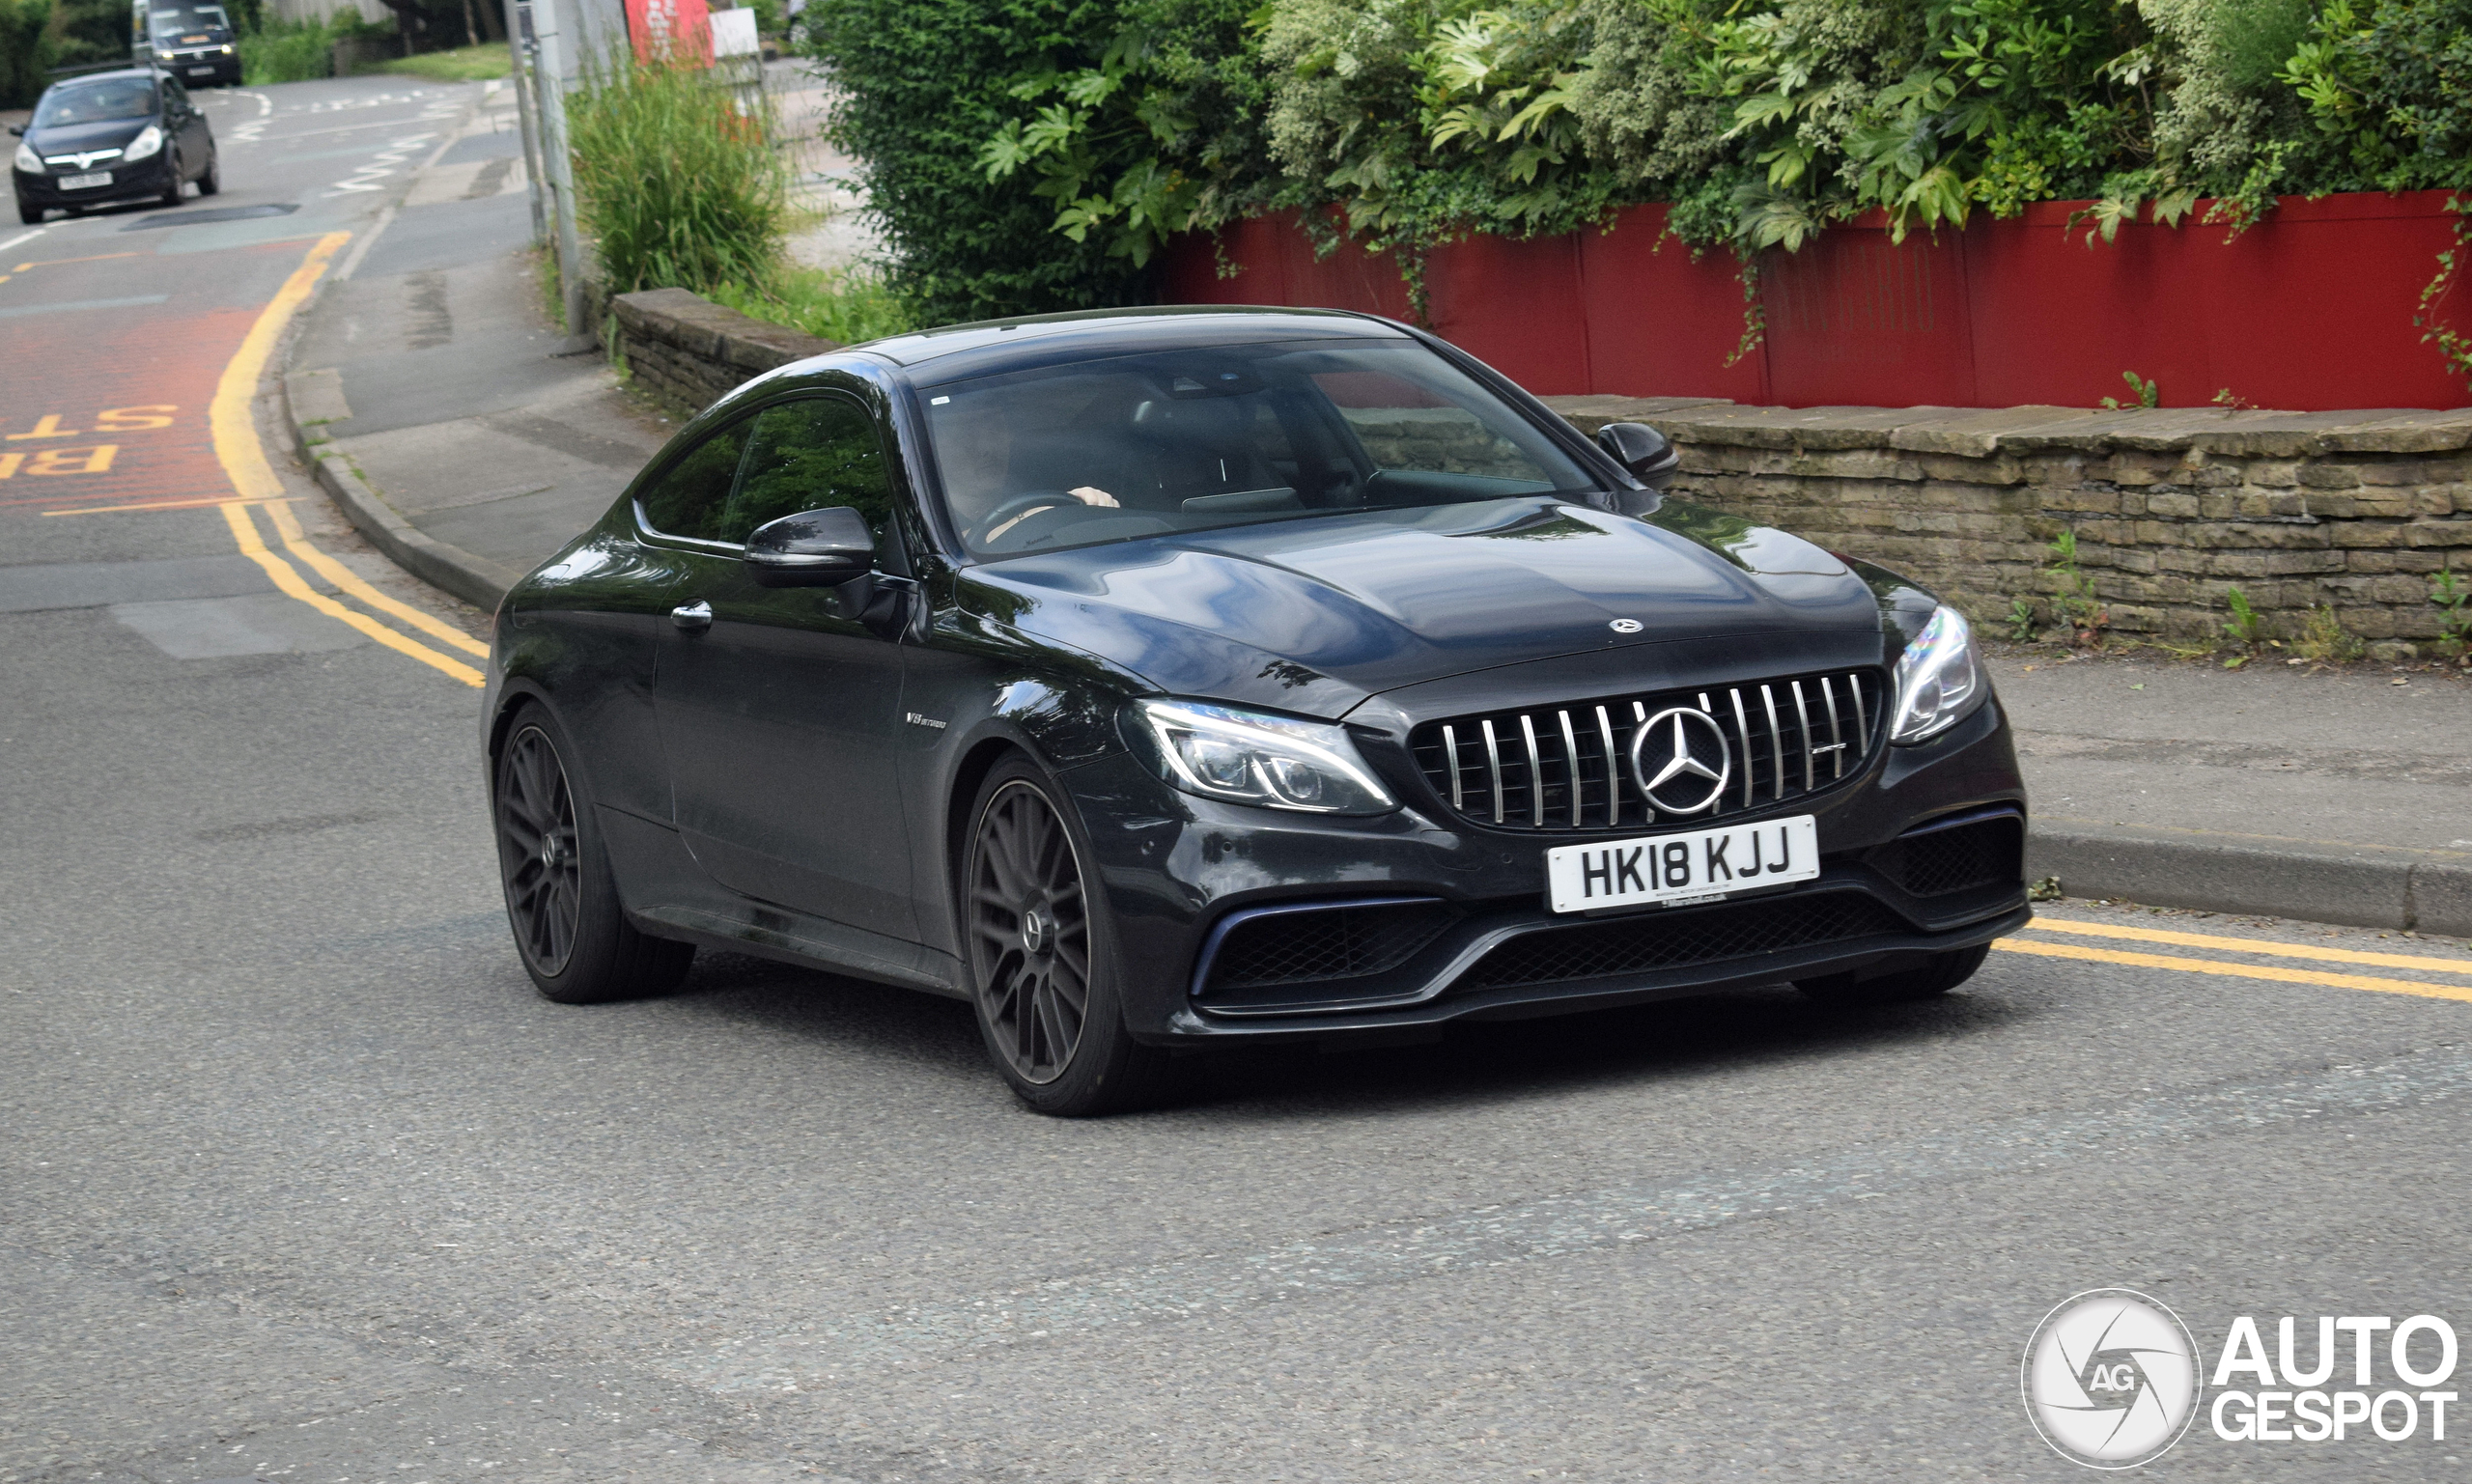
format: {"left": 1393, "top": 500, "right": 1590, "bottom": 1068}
{"left": 1518, "top": 714, "right": 1543, "bottom": 828}
{"left": 1409, "top": 667, "right": 1885, "bottom": 835}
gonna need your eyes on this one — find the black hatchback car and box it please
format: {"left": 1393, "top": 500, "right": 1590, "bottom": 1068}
{"left": 485, "top": 308, "right": 2029, "bottom": 1114}
{"left": 11, "top": 69, "right": 219, "bottom": 225}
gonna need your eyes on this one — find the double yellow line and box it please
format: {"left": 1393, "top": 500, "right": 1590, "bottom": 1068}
{"left": 1998, "top": 918, "right": 2472, "bottom": 1005}
{"left": 211, "top": 231, "right": 485, "bottom": 687}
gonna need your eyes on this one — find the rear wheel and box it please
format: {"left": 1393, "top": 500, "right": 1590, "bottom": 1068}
{"left": 963, "top": 757, "right": 1172, "bottom": 1116}
{"left": 493, "top": 704, "right": 693, "bottom": 1004}
{"left": 1796, "top": 942, "right": 1989, "bottom": 1008}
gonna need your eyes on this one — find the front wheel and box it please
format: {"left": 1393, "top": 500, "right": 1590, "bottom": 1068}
{"left": 493, "top": 704, "right": 693, "bottom": 1004}
{"left": 197, "top": 152, "right": 219, "bottom": 196}
{"left": 962, "top": 757, "right": 1172, "bottom": 1116}
{"left": 14, "top": 199, "right": 39, "bottom": 226}
{"left": 1796, "top": 942, "right": 1989, "bottom": 1008}
{"left": 158, "top": 157, "right": 183, "bottom": 206}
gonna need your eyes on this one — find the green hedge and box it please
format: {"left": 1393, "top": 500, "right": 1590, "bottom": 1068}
{"left": 806, "top": 0, "right": 2472, "bottom": 323}
{"left": 0, "top": 0, "right": 53, "bottom": 109}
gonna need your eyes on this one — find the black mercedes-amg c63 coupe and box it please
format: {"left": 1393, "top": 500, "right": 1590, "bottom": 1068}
{"left": 484, "top": 306, "right": 2029, "bottom": 1114}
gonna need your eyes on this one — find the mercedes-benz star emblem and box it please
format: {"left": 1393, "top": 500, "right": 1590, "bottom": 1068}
{"left": 1608, "top": 618, "right": 1643, "bottom": 633}
{"left": 1628, "top": 707, "right": 1732, "bottom": 815}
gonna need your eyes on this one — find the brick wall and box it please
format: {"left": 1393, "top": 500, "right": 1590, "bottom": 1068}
{"left": 604, "top": 288, "right": 839, "bottom": 413}
{"left": 1545, "top": 397, "right": 2472, "bottom": 657}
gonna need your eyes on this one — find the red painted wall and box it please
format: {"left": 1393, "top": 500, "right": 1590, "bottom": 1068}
{"left": 1158, "top": 193, "right": 2470, "bottom": 410}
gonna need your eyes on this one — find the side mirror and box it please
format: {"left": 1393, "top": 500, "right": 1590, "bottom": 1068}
{"left": 744, "top": 506, "right": 875, "bottom": 587}
{"left": 1594, "top": 421, "right": 1680, "bottom": 490}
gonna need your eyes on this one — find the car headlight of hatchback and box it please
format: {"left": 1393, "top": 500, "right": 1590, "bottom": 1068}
{"left": 123, "top": 125, "right": 164, "bottom": 161}
{"left": 1888, "top": 604, "right": 1986, "bottom": 744}
{"left": 1126, "top": 699, "right": 1397, "bottom": 815}
{"left": 13, "top": 140, "right": 40, "bottom": 173}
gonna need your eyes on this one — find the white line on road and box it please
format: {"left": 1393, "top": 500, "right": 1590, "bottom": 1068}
{"left": 666, "top": 1047, "right": 2472, "bottom": 1393}
{"left": 0, "top": 229, "right": 45, "bottom": 254}
{"left": 0, "top": 294, "right": 172, "bottom": 319}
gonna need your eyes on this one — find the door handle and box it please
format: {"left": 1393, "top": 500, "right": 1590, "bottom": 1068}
{"left": 670, "top": 600, "right": 713, "bottom": 632}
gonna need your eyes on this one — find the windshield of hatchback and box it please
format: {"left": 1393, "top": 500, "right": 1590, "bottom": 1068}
{"left": 922, "top": 339, "right": 1604, "bottom": 560}
{"left": 150, "top": 3, "right": 231, "bottom": 34}
{"left": 33, "top": 78, "right": 158, "bottom": 126}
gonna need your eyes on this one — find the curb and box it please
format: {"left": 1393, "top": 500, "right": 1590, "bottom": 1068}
{"left": 296, "top": 424, "right": 520, "bottom": 613}
{"left": 2028, "top": 823, "right": 2472, "bottom": 937}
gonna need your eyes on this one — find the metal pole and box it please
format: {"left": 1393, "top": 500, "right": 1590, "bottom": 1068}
{"left": 532, "top": 2, "right": 589, "bottom": 342}
{"left": 502, "top": 0, "right": 547, "bottom": 246}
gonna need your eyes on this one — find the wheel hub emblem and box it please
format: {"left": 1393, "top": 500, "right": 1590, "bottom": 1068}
{"left": 1021, "top": 909, "right": 1050, "bottom": 954}
{"left": 1628, "top": 707, "right": 1732, "bottom": 815}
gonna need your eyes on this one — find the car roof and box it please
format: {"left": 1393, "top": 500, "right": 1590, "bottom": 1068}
{"left": 857, "top": 305, "right": 1415, "bottom": 387}
{"left": 47, "top": 69, "right": 160, "bottom": 86}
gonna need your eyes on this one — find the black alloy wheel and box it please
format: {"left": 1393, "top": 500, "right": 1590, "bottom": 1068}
{"left": 158, "top": 154, "right": 183, "bottom": 206}
{"left": 198, "top": 152, "right": 218, "bottom": 196}
{"left": 492, "top": 704, "right": 693, "bottom": 1004}
{"left": 969, "top": 777, "right": 1092, "bottom": 1083}
{"left": 497, "top": 723, "right": 582, "bottom": 977}
{"left": 962, "top": 758, "right": 1171, "bottom": 1115}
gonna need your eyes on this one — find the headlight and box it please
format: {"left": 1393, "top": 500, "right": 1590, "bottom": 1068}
{"left": 12, "top": 140, "right": 39, "bottom": 173}
{"left": 1888, "top": 604, "right": 1985, "bottom": 744}
{"left": 123, "top": 125, "right": 164, "bottom": 161}
{"left": 219, "top": 43, "right": 234, "bottom": 52}
{"left": 1126, "top": 698, "right": 1397, "bottom": 815}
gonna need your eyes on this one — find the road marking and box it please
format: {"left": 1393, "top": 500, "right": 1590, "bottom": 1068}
{"left": 2024, "top": 917, "right": 2472, "bottom": 976}
{"left": 262, "top": 498, "right": 487, "bottom": 658}
{"left": 0, "top": 295, "right": 172, "bottom": 319}
{"left": 207, "top": 231, "right": 482, "bottom": 686}
{"left": 1992, "top": 938, "right": 2472, "bottom": 1005}
{"left": 0, "top": 229, "right": 43, "bottom": 253}
{"left": 669, "top": 1047, "right": 2472, "bottom": 1392}
{"left": 221, "top": 502, "right": 482, "bottom": 686}
{"left": 12, "top": 252, "right": 141, "bottom": 270}
{"left": 42, "top": 495, "right": 291, "bottom": 516}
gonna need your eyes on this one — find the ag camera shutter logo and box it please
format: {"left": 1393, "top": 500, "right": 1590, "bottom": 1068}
{"left": 2022, "top": 1289, "right": 2203, "bottom": 1469}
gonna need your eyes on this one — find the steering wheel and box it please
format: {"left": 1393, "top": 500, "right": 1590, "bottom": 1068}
{"left": 967, "top": 490, "right": 1083, "bottom": 548}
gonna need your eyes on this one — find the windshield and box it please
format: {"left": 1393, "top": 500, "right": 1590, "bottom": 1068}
{"left": 924, "top": 339, "right": 1602, "bottom": 560}
{"left": 150, "top": 3, "right": 231, "bottom": 33}
{"left": 33, "top": 78, "right": 158, "bottom": 126}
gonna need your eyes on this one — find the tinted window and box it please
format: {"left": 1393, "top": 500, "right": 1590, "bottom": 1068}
{"left": 35, "top": 79, "right": 157, "bottom": 126}
{"left": 920, "top": 340, "right": 1599, "bottom": 559}
{"left": 151, "top": 2, "right": 231, "bottom": 31}
{"left": 636, "top": 420, "right": 751, "bottom": 543}
{"left": 722, "top": 395, "right": 896, "bottom": 546}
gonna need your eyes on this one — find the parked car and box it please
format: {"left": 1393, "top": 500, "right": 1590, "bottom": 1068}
{"left": 11, "top": 70, "right": 218, "bottom": 225}
{"left": 136, "top": 0, "right": 243, "bottom": 87}
{"left": 483, "top": 307, "right": 2030, "bottom": 1115}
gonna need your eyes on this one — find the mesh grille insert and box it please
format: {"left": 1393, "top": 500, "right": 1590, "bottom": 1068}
{"left": 1462, "top": 893, "right": 1905, "bottom": 991}
{"left": 1206, "top": 900, "right": 1458, "bottom": 991}
{"left": 1870, "top": 814, "right": 2024, "bottom": 897}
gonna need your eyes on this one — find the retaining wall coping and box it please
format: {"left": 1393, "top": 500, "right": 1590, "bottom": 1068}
{"left": 1539, "top": 397, "right": 2472, "bottom": 458}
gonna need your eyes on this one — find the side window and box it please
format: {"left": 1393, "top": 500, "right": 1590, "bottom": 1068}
{"left": 636, "top": 419, "right": 752, "bottom": 543}
{"left": 722, "top": 395, "right": 897, "bottom": 548}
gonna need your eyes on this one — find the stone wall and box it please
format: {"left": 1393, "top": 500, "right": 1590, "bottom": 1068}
{"left": 1544, "top": 397, "right": 2472, "bottom": 658}
{"left": 599, "top": 290, "right": 2470, "bottom": 657}
{"left": 604, "top": 288, "right": 840, "bottom": 413}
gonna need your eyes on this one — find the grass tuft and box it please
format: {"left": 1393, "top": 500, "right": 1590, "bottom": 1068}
{"left": 372, "top": 43, "right": 512, "bottom": 82}
{"left": 568, "top": 55, "right": 790, "bottom": 296}
{"left": 707, "top": 266, "right": 914, "bottom": 347}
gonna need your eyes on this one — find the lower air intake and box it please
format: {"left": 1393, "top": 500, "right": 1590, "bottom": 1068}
{"left": 1461, "top": 893, "right": 1906, "bottom": 991}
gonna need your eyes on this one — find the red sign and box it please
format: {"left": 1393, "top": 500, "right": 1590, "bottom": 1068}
{"left": 624, "top": 0, "right": 711, "bottom": 63}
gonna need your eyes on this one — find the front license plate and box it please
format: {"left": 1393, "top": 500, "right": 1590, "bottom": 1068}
{"left": 60, "top": 171, "right": 110, "bottom": 190}
{"left": 188, "top": 65, "right": 215, "bottom": 75}
{"left": 1547, "top": 814, "right": 1819, "bottom": 913}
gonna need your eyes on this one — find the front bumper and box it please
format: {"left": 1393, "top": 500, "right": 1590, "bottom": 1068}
{"left": 13, "top": 155, "right": 174, "bottom": 211}
{"left": 1064, "top": 696, "right": 2028, "bottom": 1044}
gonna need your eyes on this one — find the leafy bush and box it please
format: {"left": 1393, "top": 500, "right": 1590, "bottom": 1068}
{"left": 241, "top": 17, "right": 338, "bottom": 83}
{"left": 0, "top": 0, "right": 53, "bottom": 110}
{"left": 804, "top": 0, "right": 2472, "bottom": 323}
{"left": 568, "top": 55, "right": 791, "bottom": 294}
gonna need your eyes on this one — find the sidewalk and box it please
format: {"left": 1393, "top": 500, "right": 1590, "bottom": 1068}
{"left": 278, "top": 110, "right": 2472, "bottom": 938}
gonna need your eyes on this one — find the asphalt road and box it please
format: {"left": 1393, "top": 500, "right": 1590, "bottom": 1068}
{"left": 6, "top": 74, "right": 2472, "bottom": 1484}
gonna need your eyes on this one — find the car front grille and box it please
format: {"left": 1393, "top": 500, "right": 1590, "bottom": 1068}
{"left": 1408, "top": 668, "right": 1884, "bottom": 834}
{"left": 1460, "top": 892, "right": 1906, "bottom": 991}
{"left": 1868, "top": 811, "right": 2023, "bottom": 897}
{"left": 1203, "top": 898, "right": 1458, "bottom": 993}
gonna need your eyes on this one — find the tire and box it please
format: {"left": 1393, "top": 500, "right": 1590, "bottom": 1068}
{"left": 14, "top": 200, "right": 39, "bottom": 226}
{"left": 197, "top": 152, "right": 219, "bottom": 196}
{"left": 961, "top": 755, "right": 1174, "bottom": 1116}
{"left": 492, "top": 703, "right": 694, "bottom": 1004}
{"left": 158, "top": 157, "right": 183, "bottom": 206}
{"left": 1796, "top": 942, "right": 1989, "bottom": 1008}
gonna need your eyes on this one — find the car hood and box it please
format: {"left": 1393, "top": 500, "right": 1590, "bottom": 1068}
{"left": 963, "top": 495, "right": 1887, "bottom": 719}
{"left": 27, "top": 119, "right": 152, "bottom": 156}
